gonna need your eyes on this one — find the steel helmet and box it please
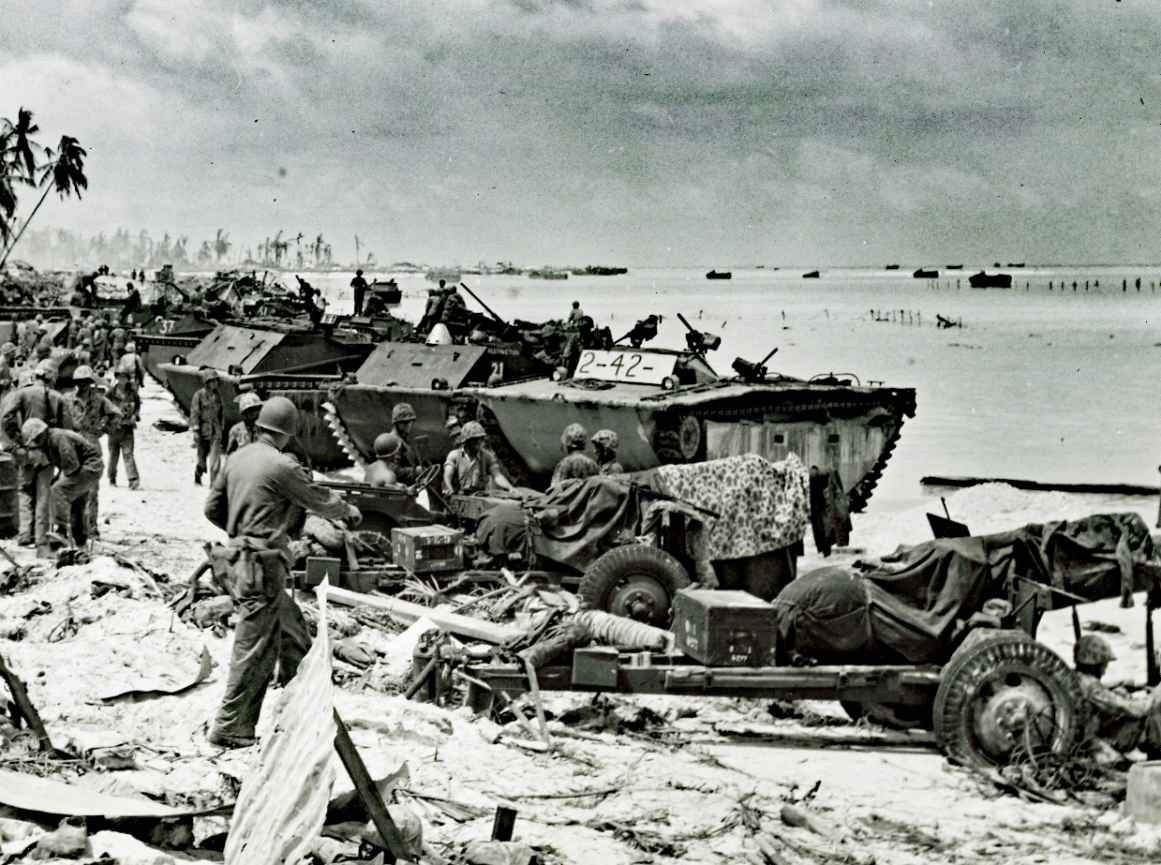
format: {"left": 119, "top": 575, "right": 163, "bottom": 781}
{"left": 202, "top": 368, "right": 219, "bottom": 382}
{"left": 592, "top": 429, "right": 619, "bottom": 449}
{"left": 374, "top": 432, "right": 402, "bottom": 458}
{"left": 1074, "top": 634, "right": 1115, "bottom": 666}
{"left": 21, "top": 417, "right": 48, "bottom": 444}
{"left": 72, "top": 365, "right": 95, "bottom": 383}
{"left": 125, "top": 341, "right": 137, "bottom": 353}
{"left": 255, "top": 395, "right": 298, "bottom": 437}
{"left": 237, "top": 392, "right": 263, "bottom": 413}
{"left": 461, "top": 420, "right": 487, "bottom": 442}
{"left": 114, "top": 365, "right": 131, "bottom": 378}
{"left": 392, "top": 403, "right": 416, "bottom": 423}
{"left": 34, "top": 359, "right": 55, "bottom": 380}
{"left": 0, "top": 342, "right": 14, "bottom": 355}
{"left": 561, "top": 422, "right": 588, "bottom": 451}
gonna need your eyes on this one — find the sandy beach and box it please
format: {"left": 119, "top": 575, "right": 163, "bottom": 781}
{"left": 0, "top": 371, "right": 1158, "bottom": 863}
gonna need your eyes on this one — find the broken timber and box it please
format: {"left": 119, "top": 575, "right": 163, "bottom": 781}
{"left": 0, "top": 650, "right": 53, "bottom": 753}
{"left": 324, "top": 585, "right": 522, "bottom": 644}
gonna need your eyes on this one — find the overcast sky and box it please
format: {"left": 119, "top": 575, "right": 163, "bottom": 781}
{"left": 3, "top": 1, "right": 1160, "bottom": 266}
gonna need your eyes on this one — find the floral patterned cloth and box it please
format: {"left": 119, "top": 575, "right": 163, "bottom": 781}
{"left": 648, "top": 453, "right": 809, "bottom": 562}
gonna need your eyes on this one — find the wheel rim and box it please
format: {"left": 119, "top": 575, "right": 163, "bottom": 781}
{"left": 677, "top": 416, "right": 701, "bottom": 460}
{"left": 607, "top": 573, "right": 669, "bottom": 624}
{"left": 970, "top": 670, "right": 1062, "bottom": 761}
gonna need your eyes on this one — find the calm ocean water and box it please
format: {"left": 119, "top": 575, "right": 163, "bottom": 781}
{"left": 302, "top": 265, "right": 1161, "bottom": 514}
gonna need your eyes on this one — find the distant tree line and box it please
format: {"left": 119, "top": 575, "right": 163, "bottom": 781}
{"left": 10, "top": 225, "right": 342, "bottom": 272}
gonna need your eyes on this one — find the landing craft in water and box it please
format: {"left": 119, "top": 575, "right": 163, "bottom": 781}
{"left": 968, "top": 270, "right": 1012, "bottom": 289}
{"left": 913, "top": 268, "right": 939, "bottom": 279}
{"left": 802, "top": 270, "right": 820, "bottom": 279}
{"left": 705, "top": 270, "right": 731, "bottom": 280}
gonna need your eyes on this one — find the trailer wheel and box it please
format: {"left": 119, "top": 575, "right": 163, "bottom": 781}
{"left": 840, "top": 700, "right": 933, "bottom": 731}
{"left": 933, "top": 630, "right": 1086, "bottom": 767}
{"left": 578, "top": 544, "right": 690, "bottom": 627}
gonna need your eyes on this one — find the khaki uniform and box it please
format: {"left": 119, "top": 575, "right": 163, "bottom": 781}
{"left": 1078, "top": 673, "right": 1161, "bottom": 754}
{"left": 443, "top": 445, "right": 501, "bottom": 495}
{"left": 190, "top": 385, "right": 224, "bottom": 484}
{"left": 205, "top": 439, "right": 351, "bottom": 740}
{"left": 393, "top": 434, "right": 420, "bottom": 484}
{"left": 598, "top": 459, "right": 625, "bottom": 475}
{"left": 106, "top": 380, "right": 141, "bottom": 487}
{"left": 36, "top": 428, "right": 103, "bottom": 546}
{"left": 225, "top": 420, "right": 259, "bottom": 455}
{"left": 66, "top": 387, "right": 120, "bottom": 536}
{"left": 0, "top": 383, "right": 73, "bottom": 549}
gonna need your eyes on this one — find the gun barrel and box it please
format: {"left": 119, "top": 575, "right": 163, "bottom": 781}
{"left": 459, "top": 282, "right": 506, "bottom": 325}
{"left": 676, "top": 312, "right": 695, "bottom": 332}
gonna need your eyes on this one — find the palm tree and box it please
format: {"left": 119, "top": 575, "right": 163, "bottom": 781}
{"left": 0, "top": 108, "right": 40, "bottom": 247}
{"left": 0, "top": 132, "right": 86, "bottom": 268}
{"left": 214, "top": 228, "right": 231, "bottom": 263}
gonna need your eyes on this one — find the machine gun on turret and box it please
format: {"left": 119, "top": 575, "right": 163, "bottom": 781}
{"left": 676, "top": 313, "right": 721, "bottom": 354}
{"left": 614, "top": 314, "right": 661, "bottom": 348}
{"left": 731, "top": 346, "right": 780, "bottom": 382}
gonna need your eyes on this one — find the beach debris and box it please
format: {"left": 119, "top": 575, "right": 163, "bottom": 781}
{"left": 325, "top": 584, "right": 523, "bottom": 644}
{"left": 98, "top": 644, "right": 213, "bottom": 704}
{"left": 0, "top": 651, "right": 53, "bottom": 753}
{"left": 0, "top": 770, "right": 203, "bottom": 818}
{"left": 26, "top": 815, "right": 88, "bottom": 860}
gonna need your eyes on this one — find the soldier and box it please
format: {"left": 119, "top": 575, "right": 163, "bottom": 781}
{"left": 22, "top": 418, "right": 103, "bottom": 549}
{"left": 204, "top": 396, "right": 361, "bottom": 748}
{"left": 106, "top": 365, "right": 141, "bottom": 489}
{"left": 190, "top": 368, "right": 224, "bottom": 486}
{"left": 0, "top": 360, "right": 73, "bottom": 556}
{"left": 66, "top": 365, "right": 121, "bottom": 538}
{"left": 72, "top": 311, "right": 93, "bottom": 351}
{"left": 225, "top": 392, "right": 262, "bottom": 455}
{"left": 0, "top": 342, "right": 16, "bottom": 404}
{"left": 1074, "top": 634, "right": 1161, "bottom": 759}
{"left": 90, "top": 320, "right": 107, "bottom": 368}
{"left": 109, "top": 325, "right": 127, "bottom": 363}
{"left": 350, "top": 269, "right": 368, "bottom": 316}
{"left": 121, "top": 341, "right": 147, "bottom": 390}
{"left": 550, "top": 422, "right": 599, "bottom": 486}
{"left": 442, "top": 421, "right": 513, "bottom": 496}
{"left": 591, "top": 429, "right": 624, "bottom": 475}
{"left": 364, "top": 432, "right": 411, "bottom": 489}
{"left": 390, "top": 403, "right": 421, "bottom": 484}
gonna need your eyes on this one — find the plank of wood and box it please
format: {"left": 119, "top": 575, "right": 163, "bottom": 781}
{"left": 0, "top": 652, "right": 53, "bottom": 753}
{"left": 920, "top": 475, "right": 1159, "bottom": 496}
{"left": 333, "top": 711, "right": 409, "bottom": 864}
{"left": 324, "top": 585, "right": 522, "bottom": 644}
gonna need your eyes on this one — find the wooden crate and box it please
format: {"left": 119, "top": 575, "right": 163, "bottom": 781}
{"left": 671, "top": 589, "right": 776, "bottom": 667}
{"left": 390, "top": 525, "right": 464, "bottom": 574}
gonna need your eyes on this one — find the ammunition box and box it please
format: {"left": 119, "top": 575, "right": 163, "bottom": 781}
{"left": 671, "top": 589, "right": 776, "bottom": 667}
{"left": 390, "top": 525, "right": 464, "bottom": 574}
{"left": 304, "top": 556, "right": 342, "bottom": 588}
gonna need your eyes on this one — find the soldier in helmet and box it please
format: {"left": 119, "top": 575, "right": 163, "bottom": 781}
{"left": 365, "top": 432, "right": 410, "bottom": 490}
{"left": 550, "top": 422, "right": 599, "bottom": 487}
{"left": 390, "top": 402, "right": 421, "bottom": 484}
{"left": 1, "top": 359, "right": 73, "bottom": 556}
{"left": 226, "top": 391, "right": 263, "bottom": 455}
{"left": 443, "top": 420, "right": 513, "bottom": 496}
{"left": 66, "top": 365, "right": 121, "bottom": 538}
{"left": 204, "top": 396, "right": 362, "bottom": 748}
{"left": 190, "top": 367, "right": 225, "bottom": 486}
{"left": 121, "top": 340, "right": 147, "bottom": 390}
{"left": 106, "top": 365, "right": 141, "bottom": 489}
{"left": 1074, "top": 634, "right": 1161, "bottom": 758}
{"left": 22, "top": 417, "right": 103, "bottom": 549}
{"left": 591, "top": 429, "right": 624, "bottom": 475}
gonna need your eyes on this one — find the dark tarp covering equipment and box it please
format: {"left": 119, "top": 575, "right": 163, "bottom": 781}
{"left": 773, "top": 512, "right": 1157, "bottom": 666}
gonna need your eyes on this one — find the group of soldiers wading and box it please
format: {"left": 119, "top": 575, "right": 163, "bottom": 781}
{"left": 0, "top": 312, "right": 145, "bottom": 558}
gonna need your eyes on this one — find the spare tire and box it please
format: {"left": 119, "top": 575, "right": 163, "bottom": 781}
{"left": 578, "top": 544, "right": 690, "bottom": 627}
{"left": 933, "top": 630, "right": 1086, "bottom": 767}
